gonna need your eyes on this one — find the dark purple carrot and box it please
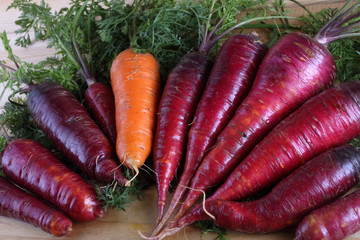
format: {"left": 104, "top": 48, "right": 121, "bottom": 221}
{"left": 154, "top": 33, "right": 268, "bottom": 232}
{"left": 0, "top": 176, "right": 72, "bottom": 236}
{"left": 84, "top": 81, "right": 117, "bottom": 146}
{"left": 174, "top": 1, "right": 360, "bottom": 221}
{"left": 296, "top": 190, "right": 360, "bottom": 240}
{"left": 1, "top": 138, "right": 104, "bottom": 222}
{"left": 71, "top": 5, "right": 117, "bottom": 147}
{"left": 26, "top": 81, "right": 128, "bottom": 186}
{"left": 150, "top": 145, "right": 360, "bottom": 239}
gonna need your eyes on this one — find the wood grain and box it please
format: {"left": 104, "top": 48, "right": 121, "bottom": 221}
{"left": 1, "top": 0, "right": 360, "bottom": 239}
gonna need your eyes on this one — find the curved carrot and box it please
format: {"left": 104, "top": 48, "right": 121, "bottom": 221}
{"left": 296, "top": 189, "right": 360, "bottom": 240}
{"left": 0, "top": 176, "right": 72, "bottom": 236}
{"left": 110, "top": 48, "right": 160, "bottom": 184}
{"left": 1, "top": 138, "right": 104, "bottom": 222}
{"left": 155, "top": 33, "right": 267, "bottom": 231}
{"left": 26, "top": 82, "right": 128, "bottom": 186}
{"left": 155, "top": 145, "right": 360, "bottom": 239}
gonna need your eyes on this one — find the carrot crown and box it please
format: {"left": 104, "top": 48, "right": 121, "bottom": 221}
{"left": 314, "top": 0, "right": 360, "bottom": 46}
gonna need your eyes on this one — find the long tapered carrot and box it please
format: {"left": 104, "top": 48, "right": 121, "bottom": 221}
{"left": 110, "top": 48, "right": 160, "bottom": 184}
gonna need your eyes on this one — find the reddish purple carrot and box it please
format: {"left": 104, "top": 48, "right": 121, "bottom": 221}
{"left": 175, "top": 1, "right": 360, "bottom": 220}
{"left": 296, "top": 189, "right": 360, "bottom": 240}
{"left": 26, "top": 82, "right": 128, "bottom": 186}
{"left": 154, "top": 33, "right": 267, "bottom": 232}
{"left": 151, "top": 145, "right": 360, "bottom": 239}
{"left": 1, "top": 138, "right": 104, "bottom": 222}
{"left": 0, "top": 176, "right": 72, "bottom": 236}
{"left": 153, "top": 51, "right": 212, "bottom": 221}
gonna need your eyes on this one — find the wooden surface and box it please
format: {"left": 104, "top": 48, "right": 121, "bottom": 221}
{"left": 1, "top": 0, "right": 360, "bottom": 239}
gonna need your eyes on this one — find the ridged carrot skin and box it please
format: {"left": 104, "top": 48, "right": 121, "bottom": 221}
{"left": 26, "top": 82, "right": 128, "bottom": 186}
{"left": 157, "top": 34, "right": 267, "bottom": 227}
{"left": 296, "top": 189, "right": 360, "bottom": 240}
{"left": 111, "top": 48, "right": 160, "bottom": 174}
{"left": 1, "top": 138, "right": 104, "bottom": 222}
{"left": 169, "top": 145, "right": 360, "bottom": 235}
{"left": 153, "top": 52, "right": 212, "bottom": 220}
{"left": 85, "top": 82, "right": 117, "bottom": 147}
{"left": 0, "top": 177, "right": 72, "bottom": 236}
{"left": 176, "top": 32, "right": 336, "bottom": 219}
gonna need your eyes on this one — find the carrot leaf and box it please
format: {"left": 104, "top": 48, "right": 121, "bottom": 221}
{"left": 194, "top": 220, "right": 228, "bottom": 240}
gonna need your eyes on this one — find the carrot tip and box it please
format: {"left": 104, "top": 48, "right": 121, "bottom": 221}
{"left": 138, "top": 230, "right": 156, "bottom": 240}
{"left": 125, "top": 165, "right": 139, "bottom": 187}
{"left": 94, "top": 205, "right": 105, "bottom": 218}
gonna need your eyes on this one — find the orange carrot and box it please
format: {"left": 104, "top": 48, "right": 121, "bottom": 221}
{"left": 110, "top": 48, "right": 160, "bottom": 185}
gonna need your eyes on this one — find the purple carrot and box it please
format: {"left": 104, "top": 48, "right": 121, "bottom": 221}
{"left": 296, "top": 189, "right": 360, "bottom": 240}
{"left": 26, "top": 81, "right": 128, "bottom": 186}
{"left": 153, "top": 51, "right": 212, "bottom": 222}
{"left": 0, "top": 176, "right": 72, "bottom": 236}
{"left": 72, "top": 34, "right": 117, "bottom": 147}
{"left": 1, "top": 138, "right": 104, "bottom": 221}
{"left": 154, "top": 33, "right": 268, "bottom": 233}
{"left": 84, "top": 81, "right": 117, "bottom": 146}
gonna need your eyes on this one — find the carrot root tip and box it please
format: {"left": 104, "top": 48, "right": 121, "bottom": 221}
{"left": 125, "top": 165, "right": 139, "bottom": 187}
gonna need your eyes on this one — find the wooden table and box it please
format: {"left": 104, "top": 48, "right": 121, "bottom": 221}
{"left": 1, "top": 0, "right": 360, "bottom": 239}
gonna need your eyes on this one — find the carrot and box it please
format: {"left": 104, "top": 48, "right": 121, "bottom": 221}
{"left": 0, "top": 176, "right": 72, "bottom": 236}
{"left": 1, "top": 138, "right": 104, "bottom": 222}
{"left": 71, "top": 3, "right": 117, "bottom": 147}
{"left": 174, "top": 0, "right": 360, "bottom": 220}
{"left": 155, "top": 33, "right": 268, "bottom": 231}
{"left": 110, "top": 48, "right": 160, "bottom": 185}
{"left": 152, "top": 51, "right": 212, "bottom": 222}
{"left": 84, "top": 81, "right": 117, "bottom": 146}
{"left": 26, "top": 81, "right": 128, "bottom": 186}
{"left": 153, "top": 78, "right": 360, "bottom": 239}
{"left": 296, "top": 189, "right": 360, "bottom": 240}
{"left": 151, "top": 145, "right": 360, "bottom": 239}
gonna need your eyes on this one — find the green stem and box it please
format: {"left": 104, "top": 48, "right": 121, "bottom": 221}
{"left": 71, "top": 0, "right": 95, "bottom": 86}
{"left": 202, "top": 0, "right": 217, "bottom": 45}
